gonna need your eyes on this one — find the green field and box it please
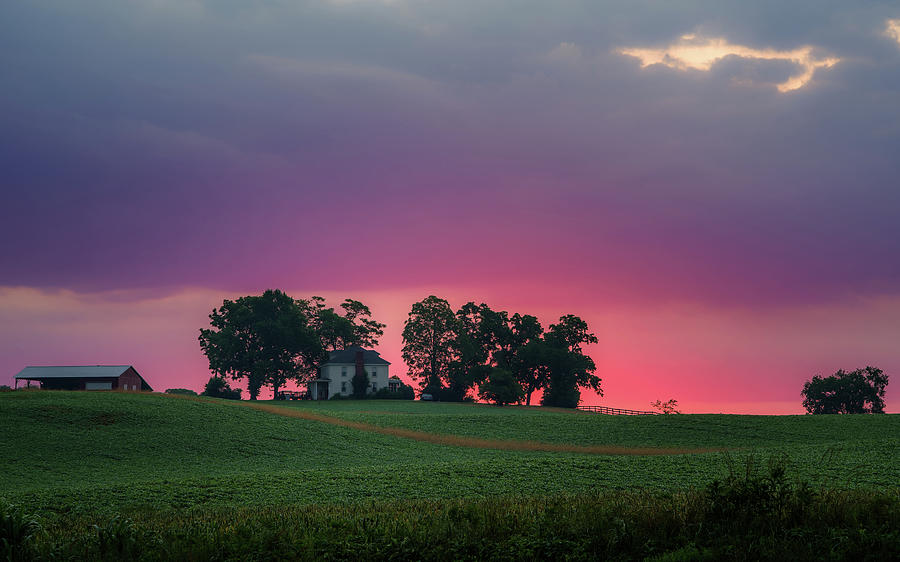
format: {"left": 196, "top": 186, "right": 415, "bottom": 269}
{"left": 1, "top": 391, "right": 897, "bottom": 515}
{"left": 1, "top": 391, "right": 898, "bottom": 559}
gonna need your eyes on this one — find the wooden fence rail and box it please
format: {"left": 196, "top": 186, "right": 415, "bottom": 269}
{"left": 576, "top": 405, "right": 658, "bottom": 415}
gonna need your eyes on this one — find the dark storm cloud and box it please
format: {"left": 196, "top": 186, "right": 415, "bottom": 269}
{"left": 1, "top": 0, "right": 899, "bottom": 305}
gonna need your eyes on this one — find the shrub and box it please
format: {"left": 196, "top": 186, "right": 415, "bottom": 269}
{"left": 0, "top": 385, "right": 12, "bottom": 392}
{"left": 651, "top": 399, "right": 681, "bottom": 414}
{"left": 373, "top": 384, "right": 415, "bottom": 400}
{"left": 164, "top": 388, "right": 198, "bottom": 396}
{"left": 200, "top": 377, "right": 242, "bottom": 400}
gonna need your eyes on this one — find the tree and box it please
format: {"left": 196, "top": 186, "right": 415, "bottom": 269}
{"left": 478, "top": 367, "right": 524, "bottom": 406}
{"left": 351, "top": 368, "right": 369, "bottom": 399}
{"left": 201, "top": 376, "right": 242, "bottom": 400}
{"left": 539, "top": 315, "right": 601, "bottom": 408}
{"left": 446, "top": 302, "right": 506, "bottom": 401}
{"left": 499, "top": 313, "right": 545, "bottom": 405}
{"left": 651, "top": 399, "right": 681, "bottom": 414}
{"left": 401, "top": 296, "right": 458, "bottom": 395}
{"left": 801, "top": 366, "right": 888, "bottom": 414}
{"left": 298, "top": 297, "right": 385, "bottom": 351}
{"left": 340, "top": 298, "right": 386, "bottom": 348}
{"left": 198, "top": 289, "right": 321, "bottom": 400}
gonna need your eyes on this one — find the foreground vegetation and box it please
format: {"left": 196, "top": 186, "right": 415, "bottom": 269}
{"left": 1, "top": 391, "right": 897, "bottom": 559}
{"left": 4, "top": 462, "right": 898, "bottom": 561}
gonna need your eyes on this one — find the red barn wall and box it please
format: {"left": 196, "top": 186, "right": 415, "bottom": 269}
{"left": 117, "top": 368, "right": 143, "bottom": 391}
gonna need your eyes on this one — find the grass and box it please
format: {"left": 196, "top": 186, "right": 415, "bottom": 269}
{"left": 0, "top": 391, "right": 898, "bottom": 559}
{"left": 276, "top": 398, "right": 900, "bottom": 448}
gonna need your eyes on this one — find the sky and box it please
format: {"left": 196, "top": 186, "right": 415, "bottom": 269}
{"left": 2, "top": 1, "right": 899, "bottom": 413}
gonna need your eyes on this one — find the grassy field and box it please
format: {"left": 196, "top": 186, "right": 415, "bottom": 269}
{"left": 1, "top": 391, "right": 897, "bottom": 515}
{"left": 1, "top": 391, "right": 898, "bottom": 559}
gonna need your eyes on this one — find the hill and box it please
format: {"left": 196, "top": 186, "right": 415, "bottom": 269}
{"left": 0, "top": 391, "right": 897, "bottom": 516}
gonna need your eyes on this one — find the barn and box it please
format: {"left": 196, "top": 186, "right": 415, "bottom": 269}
{"left": 13, "top": 365, "right": 152, "bottom": 391}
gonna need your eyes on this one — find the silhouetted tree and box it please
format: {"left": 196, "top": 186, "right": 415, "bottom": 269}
{"left": 446, "top": 302, "right": 507, "bottom": 401}
{"left": 201, "top": 376, "right": 242, "bottom": 400}
{"left": 299, "top": 297, "right": 386, "bottom": 354}
{"left": 199, "top": 290, "right": 321, "bottom": 400}
{"left": 498, "top": 313, "right": 546, "bottom": 405}
{"left": 801, "top": 366, "right": 888, "bottom": 414}
{"left": 402, "top": 296, "right": 458, "bottom": 396}
{"left": 340, "top": 298, "right": 386, "bottom": 348}
{"left": 478, "top": 368, "right": 524, "bottom": 406}
{"left": 539, "top": 315, "right": 601, "bottom": 408}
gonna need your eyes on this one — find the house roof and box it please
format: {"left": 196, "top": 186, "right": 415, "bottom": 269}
{"left": 322, "top": 347, "right": 391, "bottom": 366}
{"left": 14, "top": 365, "right": 153, "bottom": 390}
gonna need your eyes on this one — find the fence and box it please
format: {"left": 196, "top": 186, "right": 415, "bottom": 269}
{"left": 576, "top": 405, "right": 657, "bottom": 415}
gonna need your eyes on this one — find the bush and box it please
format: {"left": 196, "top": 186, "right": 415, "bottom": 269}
{"left": 0, "top": 385, "right": 12, "bottom": 392}
{"left": 373, "top": 383, "right": 415, "bottom": 400}
{"left": 164, "top": 388, "right": 198, "bottom": 396}
{"left": 200, "top": 377, "right": 242, "bottom": 400}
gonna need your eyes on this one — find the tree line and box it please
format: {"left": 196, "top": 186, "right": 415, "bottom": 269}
{"left": 197, "top": 290, "right": 602, "bottom": 407}
{"left": 402, "top": 295, "right": 601, "bottom": 407}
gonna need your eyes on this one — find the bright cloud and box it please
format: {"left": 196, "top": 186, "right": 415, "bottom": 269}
{"left": 618, "top": 34, "right": 840, "bottom": 92}
{"left": 887, "top": 19, "right": 900, "bottom": 46}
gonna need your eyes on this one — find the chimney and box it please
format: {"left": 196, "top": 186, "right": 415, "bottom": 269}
{"left": 355, "top": 350, "right": 365, "bottom": 379}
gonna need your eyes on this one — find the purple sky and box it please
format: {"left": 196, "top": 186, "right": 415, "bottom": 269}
{"left": 2, "top": 1, "right": 899, "bottom": 412}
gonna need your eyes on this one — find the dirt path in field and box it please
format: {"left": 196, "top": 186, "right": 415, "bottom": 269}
{"left": 244, "top": 402, "right": 721, "bottom": 456}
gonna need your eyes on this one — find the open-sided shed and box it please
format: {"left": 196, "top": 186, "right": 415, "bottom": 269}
{"left": 14, "top": 365, "right": 152, "bottom": 391}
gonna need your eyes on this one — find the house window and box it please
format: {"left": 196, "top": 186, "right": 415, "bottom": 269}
{"left": 341, "top": 382, "right": 347, "bottom": 392}
{"left": 372, "top": 382, "right": 377, "bottom": 391}
{"left": 342, "top": 367, "right": 347, "bottom": 377}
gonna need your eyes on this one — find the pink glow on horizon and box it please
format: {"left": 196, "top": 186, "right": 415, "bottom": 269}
{"left": 1, "top": 285, "right": 897, "bottom": 414}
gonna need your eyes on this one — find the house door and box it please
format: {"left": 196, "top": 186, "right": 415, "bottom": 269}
{"left": 316, "top": 381, "right": 329, "bottom": 400}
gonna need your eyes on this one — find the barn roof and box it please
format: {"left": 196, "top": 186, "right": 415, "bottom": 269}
{"left": 14, "top": 365, "right": 153, "bottom": 390}
{"left": 322, "top": 347, "right": 390, "bottom": 365}
{"left": 15, "top": 365, "right": 133, "bottom": 379}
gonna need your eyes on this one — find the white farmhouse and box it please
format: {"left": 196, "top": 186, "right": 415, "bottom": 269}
{"left": 307, "top": 347, "right": 391, "bottom": 400}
